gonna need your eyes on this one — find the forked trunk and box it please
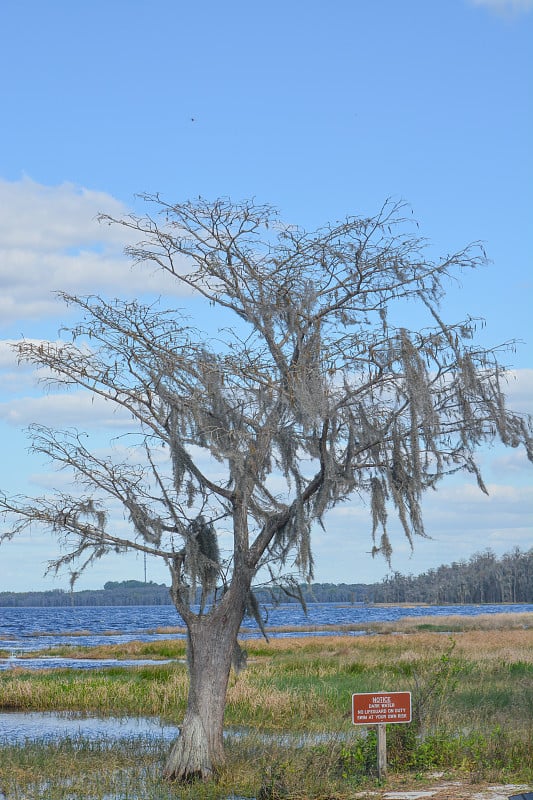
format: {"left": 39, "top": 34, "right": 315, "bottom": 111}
{"left": 163, "top": 602, "right": 244, "bottom": 781}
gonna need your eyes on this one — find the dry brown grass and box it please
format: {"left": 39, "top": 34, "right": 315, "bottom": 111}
{"left": 452, "top": 628, "right": 533, "bottom": 662}
{"left": 15, "top": 637, "right": 188, "bottom": 661}
{"left": 1, "top": 612, "right": 531, "bottom": 732}
{"left": 147, "top": 625, "right": 187, "bottom": 635}
{"left": 1, "top": 615, "right": 532, "bottom": 794}
{"left": 367, "top": 611, "right": 533, "bottom": 633}
{"left": 242, "top": 616, "right": 533, "bottom": 668}
{"left": 240, "top": 610, "right": 533, "bottom": 637}
{"left": 30, "top": 622, "right": 530, "bottom": 667}
{"left": 0, "top": 666, "right": 189, "bottom": 719}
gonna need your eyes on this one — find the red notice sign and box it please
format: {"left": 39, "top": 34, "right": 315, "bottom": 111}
{"left": 352, "top": 691, "right": 411, "bottom": 725}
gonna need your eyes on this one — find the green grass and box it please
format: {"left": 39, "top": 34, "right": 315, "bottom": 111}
{"left": 1, "top": 726, "right": 531, "bottom": 799}
{"left": 1, "top": 615, "right": 532, "bottom": 797}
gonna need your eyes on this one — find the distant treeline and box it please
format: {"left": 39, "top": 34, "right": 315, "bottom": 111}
{"left": 371, "top": 547, "right": 533, "bottom": 605}
{"left": 0, "top": 548, "right": 531, "bottom": 607}
{"left": 0, "top": 579, "right": 368, "bottom": 608}
{"left": 0, "top": 581, "right": 172, "bottom": 608}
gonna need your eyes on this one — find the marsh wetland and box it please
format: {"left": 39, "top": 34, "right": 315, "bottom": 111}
{"left": 0, "top": 610, "right": 531, "bottom": 798}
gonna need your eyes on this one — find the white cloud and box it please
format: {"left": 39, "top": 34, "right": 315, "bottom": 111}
{"left": 0, "top": 340, "right": 17, "bottom": 369}
{"left": 0, "top": 177, "right": 127, "bottom": 250}
{"left": 311, "top": 472, "right": 532, "bottom": 582}
{"left": 329, "top": 480, "right": 533, "bottom": 524}
{"left": 502, "top": 369, "right": 533, "bottom": 414}
{"left": 0, "top": 177, "right": 191, "bottom": 326}
{"left": 491, "top": 449, "right": 531, "bottom": 474}
{"left": 0, "top": 338, "right": 57, "bottom": 370}
{"left": 0, "top": 178, "right": 530, "bottom": 589}
{"left": 0, "top": 391, "right": 132, "bottom": 429}
{"left": 427, "top": 480, "right": 533, "bottom": 511}
{"left": 326, "top": 478, "right": 533, "bottom": 552}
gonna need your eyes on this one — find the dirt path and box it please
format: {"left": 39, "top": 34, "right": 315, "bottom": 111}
{"left": 355, "top": 781, "right": 531, "bottom": 800}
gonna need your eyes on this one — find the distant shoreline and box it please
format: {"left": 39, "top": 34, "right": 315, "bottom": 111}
{"left": 2, "top": 547, "right": 532, "bottom": 606}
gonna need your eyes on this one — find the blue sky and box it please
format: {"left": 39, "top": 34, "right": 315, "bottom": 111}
{"left": 0, "top": 0, "right": 531, "bottom": 592}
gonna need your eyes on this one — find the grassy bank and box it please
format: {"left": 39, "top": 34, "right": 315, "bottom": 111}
{"left": 0, "top": 613, "right": 532, "bottom": 798}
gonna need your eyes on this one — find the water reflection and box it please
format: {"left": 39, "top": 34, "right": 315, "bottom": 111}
{"left": 0, "top": 711, "right": 179, "bottom": 743}
{"left": 0, "top": 655, "right": 176, "bottom": 671}
{"left": 2, "top": 602, "right": 530, "bottom": 654}
{"left": 0, "top": 710, "right": 355, "bottom": 747}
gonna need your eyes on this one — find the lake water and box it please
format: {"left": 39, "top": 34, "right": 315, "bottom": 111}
{"left": 0, "top": 710, "right": 356, "bottom": 747}
{"left": 1, "top": 602, "right": 531, "bottom": 662}
{"left": 0, "top": 603, "right": 531, "bottom": 752}
{"left": 0, "top": 710, "right": 180, "bottom": 744}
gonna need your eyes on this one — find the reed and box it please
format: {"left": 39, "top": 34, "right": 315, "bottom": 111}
{"left": 0, "top": 665, "right": 189, "bottom": 720}
{"left": 1, "top": 726, "right": 531, "bottom": 799}
{"left": 20, "top": 637, "right": 188, "bottom": 661}
{"left": 0, "top": 614, "right": 532, "bottom": 797}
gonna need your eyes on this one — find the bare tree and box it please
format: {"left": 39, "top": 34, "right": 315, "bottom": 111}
{"left": 1, "top": 197, "right": 531, "bottom": 780}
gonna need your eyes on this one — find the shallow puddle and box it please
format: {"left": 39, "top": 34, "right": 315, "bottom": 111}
{"left": 0, "top": 712, "right": 360, "bottom": 800}
{"left": 0, "top": 655, "right": 175, "bottom": 671}
{"left": 0, "top": 710, "right": 355, "bottom": 747}
{"left": 0, "top": 710, "right": 180, "bottom": 743}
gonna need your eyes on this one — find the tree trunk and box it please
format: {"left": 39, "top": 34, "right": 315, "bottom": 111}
{"left": 163, "top": 596, "right": 245, "bottom": 781}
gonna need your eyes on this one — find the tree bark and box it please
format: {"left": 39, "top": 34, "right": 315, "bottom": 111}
{"left": 163, "top": 591, "right": 246, "bottom": 781}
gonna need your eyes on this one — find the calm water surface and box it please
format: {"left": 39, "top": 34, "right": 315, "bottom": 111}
{"left": 1, "top": 602, "right": 531, "bottom": 657}
{"left": 0, "top": 710, "right": 356, "bottom": 746}
{"left": 0, "top": 710, "right": 179, "bottom": 743}
{"left": 0, "top": 603, "right": 531, "bottom": 748}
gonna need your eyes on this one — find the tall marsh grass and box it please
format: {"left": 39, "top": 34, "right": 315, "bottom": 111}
{"left": 0, "top": 664, "right": 189, "bottom": 720}
{"left": 0, "top": 612, "right": 532, "bottom": 797}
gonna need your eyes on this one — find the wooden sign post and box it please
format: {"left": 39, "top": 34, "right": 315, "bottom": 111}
{"left": 352, "top": 691, "right": 412, "bottom": 779}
